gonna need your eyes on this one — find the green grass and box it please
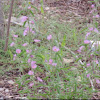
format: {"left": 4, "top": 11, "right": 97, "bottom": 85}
{"left": 0, "top": 0, "right": 100, "bottom": 99}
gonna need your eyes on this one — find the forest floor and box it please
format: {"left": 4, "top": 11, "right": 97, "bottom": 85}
{"left": 0, "top": 0, "right": 100, "bottom": 99}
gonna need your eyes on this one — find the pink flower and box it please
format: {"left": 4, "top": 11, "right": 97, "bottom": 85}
{"left": 31, "top": 61, "right": 36, "bottom": 66}
{"left": 94, "top": 28, "right": 99, "bottom": 33}
{"left": 93, "top": 16, "right": 95, "bottom": 18}
{"left": 87, "top": 63, "right": 90, "bottom": 67}
{"left": 10, "top": 42, "right": 15, "bottom": 47}
{"left": 34, "top": 39, "right": 41, "bottom": 42}
{"left": 32, "top": 31, "right": 35, "bottom": 34}
{"left": 26, "top": 27, "right": 29, "bottom": 31}
{"left": 28, "top": 70, "right": 34, "bottom": 75}
{"left": 28, "top": 6, "right": 31, "bottom": 9}
{"left": 89, "top": 27, "right": 93, "bottom": 31}
{"left": 49, "top": 59, "right": 53, "bottom": 64}
{"left": 84, "top": 40, "right": 90, "bottom": 44}
{"left": 52, "top": 46, "right": 60, "bottom": 52}
{"left": 29, "top": 82, "right": 34, "bottom": 87}
{"left": 30, "top": 28, "right": 32, "bottom": 32}
{"left": 47, "top": 34, "right": 52, "bottom": 40}
{"left": 26, "top": 49, "right": 32, "bottom": 53}
{"left": 23, "top": 27, "right": 30, "bottom": 36}
{"left": 23, "top": 31, "right": 27, "bottom": 36}
{"left": 77, "top": 46, "right": 84, "bottom": 53}
{"left": 13, "top": 35, "right": 18, "bottom": 38}
{"left": 87, "top": 74, "right": 90, "bottom": 78}
{"left": 94, "top": 60, "right": 99, "bottom": 64}
{"left": 77, "top": 49, "right": 81, "bottom": 53}
{"left": 21, "top": 16, "right": 28, "bottom": 22}
{"left": 37, "top": 77, "right": 43, "bottom": 82}
{"left": 85, "top": 32, "right": 91, "bottom": 39}
{"left": 31, "top": 64, "right": 37, "bottom": 69}
{"left": 30, "top": 55, "right": 34, "bottom": 58}
{"left": 16, "top": 49, "right": 21, "bottom": 54}
{"left": 89, "top": 10, "right": 94, "bottom": 13}
{"left": 13, "top": 54, "right": 16, "bottom": 61}
{"left": 45, "top": 59, "right": 48, "bottom": 63}
{"left": 96, "top": 79, "right": 100, "bottom": 84}
{"left": 52, "top": 63, "right": 57, "bottom": 66}
{"left": 22, "top": 43, "right": 27, "bottom": 47}
{"left": 31, "top": 21, "right": 34, "bottom": 24}
{"left": 91, "top": 4, "right": 95, "bottom": 8}
{"left": 28, "top": 58, "right": 31, "bottom": 63}
{"left": 95, "top": 15, "right": 99, "bottom": 18}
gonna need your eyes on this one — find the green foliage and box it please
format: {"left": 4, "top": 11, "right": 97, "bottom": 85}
{"left": 1, "top": 0, "right": 100, "bottom": 99}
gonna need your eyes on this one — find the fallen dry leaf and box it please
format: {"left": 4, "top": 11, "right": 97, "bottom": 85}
{"left": 63, "top": 57, "right": 74, "bottom": 64}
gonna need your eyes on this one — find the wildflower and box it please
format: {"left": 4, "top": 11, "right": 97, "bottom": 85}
{"left": 32, "top": 31, "right": 35, "bottom": 34}
{"left": 28, "top": 6, "right": 31, "bottom": 9}
{"left": 77, "top": 46, "right": 84, "bottom": 53}
{"left": 16, "top": 49, "right": 21, "bottom": 54}
{"left": 22, "top": 43, "right": 27, "bottom": 47}
{"left": 87, "top": 63, "right": 90, "bottom": 67}
{"left": 34, "top": 39, "right": 41, "bottom": 42}
{"left": 49, "top": 59, "right": 53, "bottom": 64}
{"left": 21, "top": 16, "right": 28, "bottom": 22}
{"left": 47, "top": 34, "right": 52, "bottom": 40}
{"left": 31, "top": 61, "right": 36, "bottom": 66}
{"left": 34, "top": 48, "right": 37, "bottom": 51}
{"left": 30, "top": 55, "right": 34, "bottom": 58}
{"left": 26, "top": 49, "right": 32, "bottom": 53}
{"left": 96, "top": 79, "right": 100, "bottom": 84}
{"left": 28, "top": 70, "right": 34, "bottom": 75}
{"left": 52, "top": 63, "right": 57, "bottom": 66}
{"left": 31, "top": 21, "right": 34, "bottom": 24}
{"left": 29, "top": 82, "right": 34, "bottom": 87}
{"left": 13, "top": 54, "right": 16, "bottom": 61}
{"left": 30, "top": 28, "right": 32, "bottom": 32}
{"left": 84, "top": 40, "right": 90, "bottom": 44}
{"left": 26, "top": 27, "right": 29, "bottom": 31}
{"left": 45, "top": 59, "right": 48, "bottom": 63}
{"left": 37, "top": 77, "right": 43, "bottom": 82}
{"left": 94, "top": 28, "right": 99, "bottom": 33}
{"left": 52, "top": 46, "right": 60, "bottom": 52}
{"left": 13, "top": 35, "right": 18, "bottom": 38}
{"left": 10, "top": 42, "right": 15, "bottom": 47}
{"left": 87, "top": 74, "right": 90, "bottom": 78}
{"left": 89, "top": 27, "right": 93, "bottom": 31}
{"left": 95, "top": 15, "right": 99, "bottom": 18}
{"left": 91, "top": 4, "right": 95, "bottom": 8}
{"left": 89, "top": 10, "right": 94, "bottom": 13}
{"left": 28, "top": 58, "right": 31, "bottom": 63}
{"left": 94, "top": 60, "right": 99, "bottom": 64}
{"left": 31, "top": 64, "right": 37, "bottom": 69}
{"left": 85, "top": 32, "right": 91, "bottom": 39}
{"left": 23, "top": 30, "right": 27, "bottom": 36}
{"left": 93, "top": 16, "right": 95, "bottom": 18}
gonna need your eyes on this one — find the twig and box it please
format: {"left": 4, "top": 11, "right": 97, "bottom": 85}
{"left": 4, "top": 0, "right": 14, "bottom": 51}
{"left": 59, "top": 42, "right": 95, "bottom": 91}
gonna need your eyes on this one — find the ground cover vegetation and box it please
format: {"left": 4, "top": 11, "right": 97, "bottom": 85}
{"left": 0, "top": 0, "right": 100, "bottom": 99}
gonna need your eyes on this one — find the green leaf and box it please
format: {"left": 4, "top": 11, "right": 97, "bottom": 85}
{"left": 61, "top": 35, "right": 66, "bottom": 47}
{"left": 7, "top": 50, "right": 13, "bottom": 60}
{"left": 17, "top": 11, "right": 24, "bottom": 17}
{"left": 18, "top": 89, "right": 31, "bottom": 94}
{"left": 36, "top": 54, "right": 45, "bottom": 61}
{"left": 23, "top": 21, "right": 27, "bottom": 27}
{"left": 40, "top": 0, "right": 44, "bottom": 14}
{"left": 29, "top": 10, "right": 34, "bottom": 17}
{"left": 40, "top": 6, "right": 44, "bottom": 14}
{"left": 30, "top": 5, "right": 40, "bottom": 12}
